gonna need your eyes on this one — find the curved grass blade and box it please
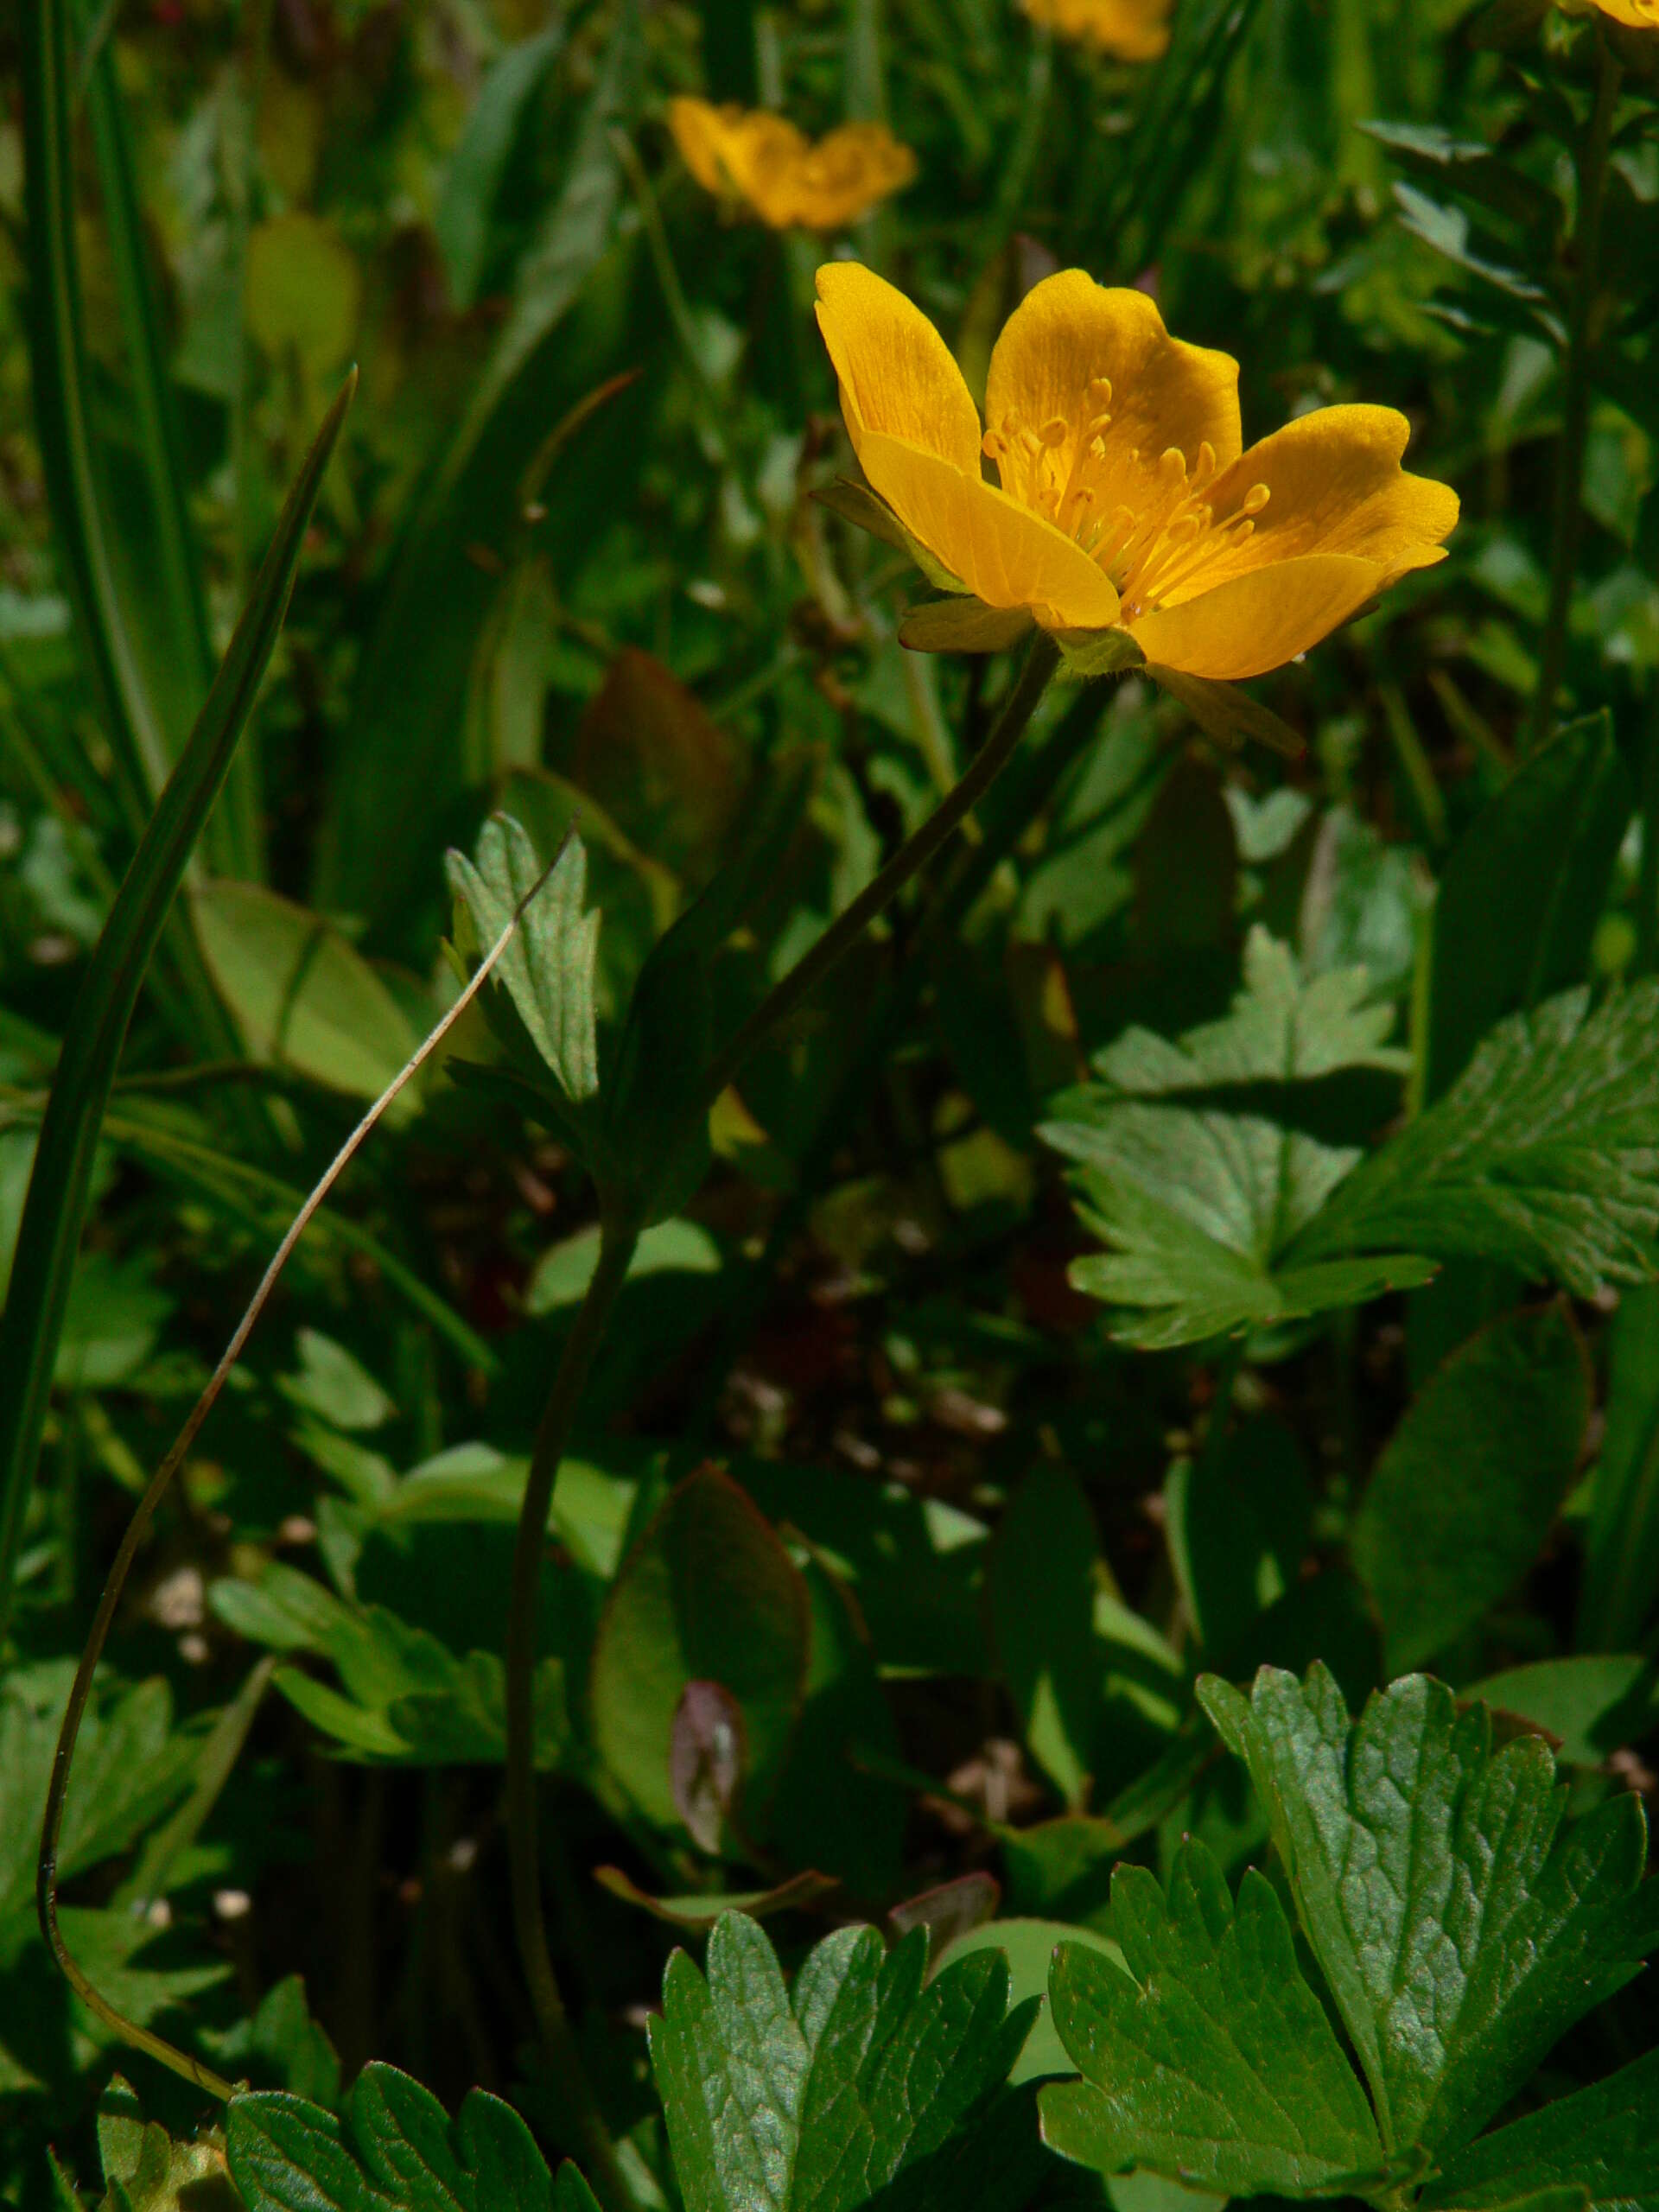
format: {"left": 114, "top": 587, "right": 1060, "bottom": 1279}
{"left": 22, "top": 0, "right": 169, "bottom": 802}
{"left": 35, "top": 858, "right": 552, "bottom": 2101}
{"left": 0, "top": 371, "right": 355, "bottom": 1638}
{"left": 82, "top": 38, "right": 252, "bottom": 875}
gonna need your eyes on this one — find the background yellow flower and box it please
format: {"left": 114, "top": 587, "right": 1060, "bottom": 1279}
{"left": 668, "top": 98, "right": 917, "bottom": 230}
{"left": 1021, "top": 0, "right": 1175, "bottom": 61}
{"left": 1582, "top": 0, "right": 1659, "bottom": 24}
{"left": 817, "top": 263, "right": 1458, "bottom": 680}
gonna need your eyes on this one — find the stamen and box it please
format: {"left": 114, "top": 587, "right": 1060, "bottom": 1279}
{"left": 1039, "top": 418, "right": 1069, "bottom": 448}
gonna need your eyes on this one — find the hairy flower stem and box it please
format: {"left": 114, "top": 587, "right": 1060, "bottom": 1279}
{"left": 1528, "top": 34, "right": 1622, "bottom": 754}
{"left": 702, "top": 630, "right": 1063, "bottom": 1108}
{"left": 505, "top": 1212, "right": 640, "bottom": 2212}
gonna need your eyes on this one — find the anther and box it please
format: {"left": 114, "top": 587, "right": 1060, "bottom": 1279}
{"left": 1088, "top": 376, "right": 1113, "bottom": 404}
{"left": 1039, "top": 417, "right": 1069, "bottom": 448}
{"left": 1240, "top": 482, "right": 1272, "bottom": 516}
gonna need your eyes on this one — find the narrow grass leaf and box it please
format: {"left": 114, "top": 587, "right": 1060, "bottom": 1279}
{"left": 0, "top": 372, "right": 353, "bottom": 1630}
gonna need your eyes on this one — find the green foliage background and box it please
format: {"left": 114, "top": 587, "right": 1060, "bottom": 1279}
{"left": 1, "top": 0, "right": 1658, "bottom": 2207}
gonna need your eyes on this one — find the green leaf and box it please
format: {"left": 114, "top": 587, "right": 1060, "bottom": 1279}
{"left": 589, "top": 1467, "right": 810, "bottom": 1834}
{"left": 647, "top": 1911, "right": 1038, "bottom": 2212}
{"left": 212, "top": 1567, "right": 567, "bottom": 1770}
{"left": 21, "top": 0, "right": 175, "bottom": 803}
{"left": 96, "top": 2079, "right": 238, "bottom": 2212}
{"left": 1392, "top": 182, "right": 1560, "bottom": 316}
{"left": 1423, "top": 2047, "right": 1659, "bottom": 2212}
{"left": 526, "top": 1217, "right": 721, "bottom": 1314}
{"left": 1044, "top": 928, "right": 1429, "bottom": 1344}
{"left": 1297, "top": 982, "right": 1659, "bottom": 1297}
{"left": 1039, "top": 1840, "right": 1384, "bottom": 2197}
{"left": 937, "top": 1920, "right": 1122, "bottom": 2085}
{"left": 80, "top": 41, "right": 227, "bottom": 864}
{"left": 1197, "top": 1664, "right": 1656, "bottom": 2158}
{"left": 1166, "top": 1415, "right": 1313, "bottom": 1656}
{"left": 447, "top": 815, "right": 600, "bottom": 1112}
{"left": 1360, "top": 119, "right": 1561, "bottom": 235}
{"left": 1462, "top": 1656, "right": 1651, "bottom": 1769}
{"left": 201, "top": 1977, "right": 341, "bottom": 2107}
{"left": 988, "top": 1465, "right": 1101, "bottom": 1807}
{"left": 766, "top": 1551, "right": 906, "bottom": 1894}
{"left": 898, "top": 601, "right": 1034, "bottom": 655}
{"left": 1580, "top": 1282, "right": 1659, "bottom": 1649}
{"left": 0, "top": 1665, "right": 196, "bottom": 1952}
{"left": 226, "top": 2061, "right": 557, "bottom": 2212}
{"left": 191, "top": 882, "right": 421, "bottom": 1107}
{"left": 435, "top": 28, "right": 567, "bottom": 310}
{"left": 1351, "top": 1304, "right": 1590, "bottom": 1670}
{"left": 0, "top": 371, "right": 353, "bottom": 1633}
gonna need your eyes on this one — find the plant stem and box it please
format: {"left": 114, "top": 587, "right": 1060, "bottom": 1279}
{"left": 702, "top": 630, "right": 1062, "bottom": 1107}
{"left": 504, "top": 1215, "right": 640, "bottom": 2212}
{"left": 1638, "top": 683, "right": 1659, "bottom": 978}
{"left": 1528, "top": 33, "right": 1622, "bottom": 754}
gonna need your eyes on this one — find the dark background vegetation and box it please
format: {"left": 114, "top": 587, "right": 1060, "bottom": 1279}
{"left": 2, "top": 0, "right": 1657, "bottom": 2205}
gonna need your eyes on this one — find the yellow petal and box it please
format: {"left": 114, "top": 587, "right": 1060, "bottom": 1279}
{"left": 790, "top": 124, "right": 917, "bottom": 228}
{"left": 1182, "top": 405, "right": 1459, "bottom": 599}
{"left": 857, "top": 429, "right": 1122, "bottom": 631}
{"left": 724, "top": 112, "right": 811, "bottom": 227}
{"left": 1588, "top": 0, "right": 1659, "bottom": 24}
{"left": 667, "top": 98, "right": 739, "bottom": 197}
{"left": 1128, "top": 555, "right": 1389, "bottom": 680}
{"left": 815, "top": 263, "right": 983, "bottom": 477}
{"left": 1022, "top": 0, "right": 1174, "bottom": 59}
{"left": 984, "top": 272, "right": 1243, "bottom": 524}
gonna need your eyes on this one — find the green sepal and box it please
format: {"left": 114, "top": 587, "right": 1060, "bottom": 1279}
{"left": 899, "top": 599, "right": 1034, "bottom": 654}
{"left": 813, "top": 477, "right": 969, "bottom": 594}
{"left": 1148, "top": 663, "right": 1305, "bottom": 756}
{"left": 1052, "top": 628, "right": 1145, "bottom": 680}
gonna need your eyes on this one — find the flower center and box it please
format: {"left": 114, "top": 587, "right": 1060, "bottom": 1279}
{"left": 982, "top": 382, "right": 1271, "bottom": 620}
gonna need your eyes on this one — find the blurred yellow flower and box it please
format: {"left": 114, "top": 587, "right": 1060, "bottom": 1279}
{"left": 1581, "top": 0, "right": 1659, "bottom": 24}
{"left": 1021, "top": 0, "right": 1174, "bottom": 60}
{"left": 815, "top": 264, "right": 1459, "bottom": 681}
{"left": 668, "top": 98, "right": 917, "bottom": 231}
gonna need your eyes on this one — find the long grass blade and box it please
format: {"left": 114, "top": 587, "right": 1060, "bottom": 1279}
{"left": 22, "top": 0, "right": 170, "bottom": 802}
{"left": 0, "top": 372, "right": 355, "bottom": 1639}
{"left": 35, "top": 843, "right": 560, "bottom": 2101}
{"left": 82, "top": 38, "right": 257, "bottom": 877}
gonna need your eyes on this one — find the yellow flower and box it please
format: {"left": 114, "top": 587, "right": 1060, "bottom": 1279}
{"left": 1580, "top": 0, "right": 1659, "bottom": 23}
{"left": 668, "top": 97, "right": 917, "bottom": 231}
{"left": 815, "top": 264, "right": 1459, "bottom": 681}
{"left": 1021, "top": 0, "right": 1175, "bottom": 59}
